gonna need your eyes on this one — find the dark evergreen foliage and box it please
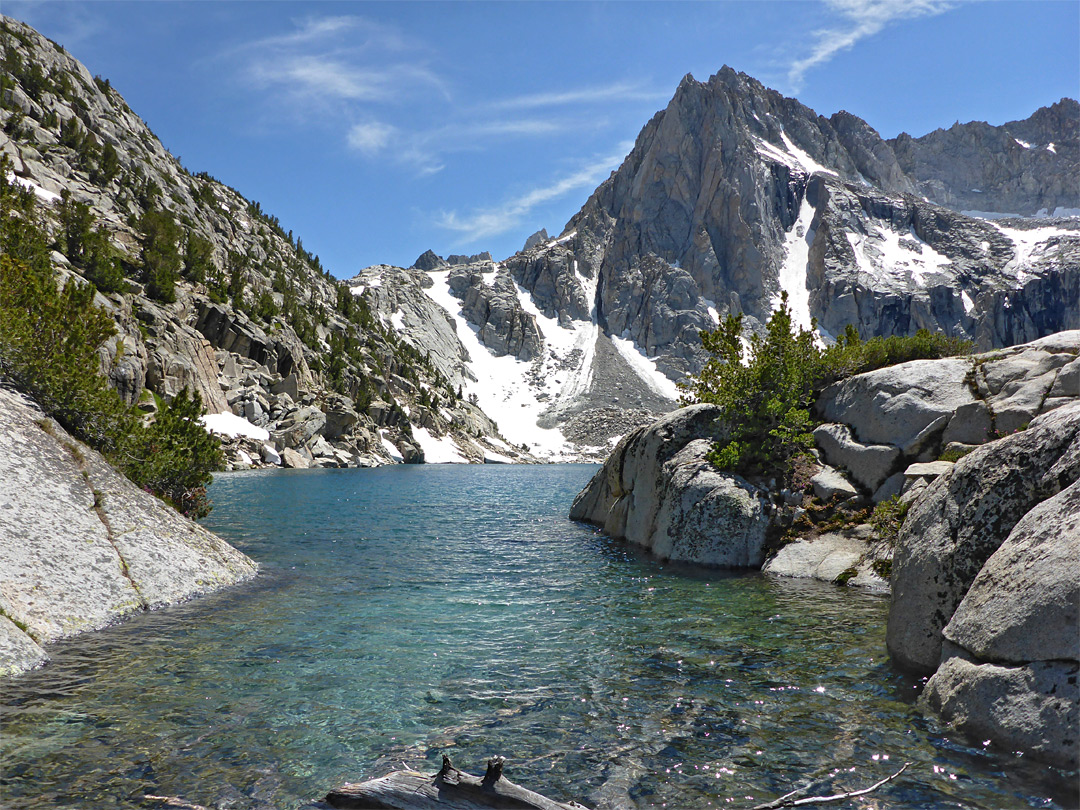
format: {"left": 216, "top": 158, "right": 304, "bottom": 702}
{"left": 682, "top": 294, "right": 972, "bottom": 484}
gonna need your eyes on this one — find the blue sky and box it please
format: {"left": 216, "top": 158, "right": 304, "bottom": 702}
{"left": 8, "top": 1, "right": 1078, "bottom": 277}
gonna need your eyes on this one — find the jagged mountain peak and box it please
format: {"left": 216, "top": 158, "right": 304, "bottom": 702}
{"left": 391, "top": 67, "right": 1076, "bottom": 457}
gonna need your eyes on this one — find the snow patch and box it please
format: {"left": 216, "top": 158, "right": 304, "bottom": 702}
{"left": 380, "top": 431, "right": 403, "bottom": 462}
{"left": 200, "top": 411, "right": 270, "bottom": 442}
{"left": 6, "top": 173, "right": 60, "bottom": 204}
{"left": 754, "top": 134, "right": 837, "bottom": 178}
{"left": 390, "top": 310, "right": 406, "bottom": 332}
{"left": 846, "top": 223, "right": 952, "bottom": 286}
{"left": 609, "top": 336, "right": 681, "bottom": 400}
{"left": 779, "top": 132, "right": 838, "bottom": 176}
{"left": 961, "top": 290, "right": 975, "bottom": 315}
{"left": 703, "top": 298, "right": 721, "bottom": 326}
{"left": 1047, "top": 142, "right": 1057, "bottom": 154}
{"left": 413, "top": 426, "right": 468, "bottom": 464}
{"left": 421, "top": 266, "right": 577, "bottom": 459}
{"left": 773, "top": 197, "right": 816, "bottom": 333}
{"left": 754, "top": 137, "right": 799, "bottom": 170}
{"left": 1014, "top": 138, "right": 1032, "bottom": 149}
{"left": 961, "top": 210, "right": 1022, "bottom": 220}
{"left": 994, "top": 224, "right": 1077, "bottom": 281}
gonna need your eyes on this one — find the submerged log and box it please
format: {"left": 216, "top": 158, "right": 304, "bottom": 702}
{"left": 324, "top": 755, "right": 591, "bottom": 810}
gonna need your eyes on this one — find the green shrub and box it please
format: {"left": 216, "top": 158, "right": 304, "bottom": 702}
{"left": 1, "top": 172, "right": 222, "bottom": 516}
{"left": 0, "top": 157, "right": 51, "bottom": 274}
{"left": 869, "top": 496, "right": 910, "bottom": 544}
{"left": 0, "top": 253, "right": 129, "bottom": 451}
{"left": 58, "top": 190, "right": 125, "bottom": 293}
{"left": 139, "top": 208, "right": 181, "bottom": 303}
{"left": 122, "top": 388, "right": 223, "bottom": 518}
{"left": 182, "top": 233, "right": 213, "bottom": 284}
{"left": 680, "top": 293, "right": 820, "bottom": 482}
{"left": 681, "top": 298, "right": 973, "bottom": 484}
{"left": 818, "top": 323, "right": 972, "bottom": 387}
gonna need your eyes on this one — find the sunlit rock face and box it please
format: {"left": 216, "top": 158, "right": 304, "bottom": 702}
{"left": 0, "top": 387, "right": 258, "bottom": 678}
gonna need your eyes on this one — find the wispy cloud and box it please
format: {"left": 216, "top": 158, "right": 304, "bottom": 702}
{"left": 227, "top": 15, "right": 446, "bottom": 113}
{"left": 787, "top": 0, "right": 955, "bottom": 91}
{"left": 249, "top": 56, "right": 441, "bottom": 103}
{"left": 434, "top": 143, "right": 632, "bottom": 244}
{"left": 347, "top": 121, "right": 397, "bottom": 155}
{"left": 225, "top": 16, "right": 651, "bottom": 181}
{"left": 348, "top": 116, "right": 591, "bottom": 176}
{"left": 489, "top": 82, "right": 669, "bottom": 110}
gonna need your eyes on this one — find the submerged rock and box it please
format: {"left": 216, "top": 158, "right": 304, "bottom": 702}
{"left": 763, "top": 528, "right": 888, "bottom": 590}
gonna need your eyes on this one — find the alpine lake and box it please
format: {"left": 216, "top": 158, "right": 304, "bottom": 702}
{"left": 2, "top": 465, "right": 1076, "bottom": 809}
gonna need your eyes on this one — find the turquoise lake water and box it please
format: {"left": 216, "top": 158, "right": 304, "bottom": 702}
{"left": 1, "top": 464, "right": 1075, "bottom": 809}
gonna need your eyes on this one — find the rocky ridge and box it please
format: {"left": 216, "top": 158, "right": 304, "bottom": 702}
{"left": 889, "top": 99, "right": 1079, "bottom": 217}
{"left": 0, "top": 16, "right": 527, "bottom": 469}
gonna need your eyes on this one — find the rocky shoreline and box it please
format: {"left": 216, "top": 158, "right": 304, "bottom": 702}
{"left": 570, "top": 331, "right": 1079, "bottom": 767}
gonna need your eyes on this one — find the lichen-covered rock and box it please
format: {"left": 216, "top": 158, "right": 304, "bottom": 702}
{"left": 570, "top": 404, "right": 722, "bottom": 531}
{"left": 650, "top": 440, "right": 769, "bottom": 566}
{"left": 941, "top": 480, "right": 1079, "bottom": 666}
{"left": 914, "top": 480, "right": 1079, "bottom": 768}
{"left": 886, "top": 401, "right": 1080, "bottom": 675}
{"left": 921, "top": 653, "right": 1078, "bottom": 770}
{"left": 570, "top": 406, "right": 769, "bottom": 567}
{"left": 0, "top": 386, "right": 257, "bottom": 678}
{"left": 814, "top": 334, "right": 1080, "bottom": 499}
{"left": 816, "top": 357, "right": 977, "bottom": 448}
{"left": 884, "top": 401, "right": 1080, "bottom": 765}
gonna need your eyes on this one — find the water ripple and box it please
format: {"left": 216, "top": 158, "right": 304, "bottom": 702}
{"left": 2, "top": 465, "right": 1075, "bottom": 809}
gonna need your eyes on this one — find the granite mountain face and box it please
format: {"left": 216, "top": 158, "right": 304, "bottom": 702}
{"left": 351, "top": 68, "right": 1077, "bottom": 458}
{"left": 2, "top": 13, "right": 1077, "bottom": 462}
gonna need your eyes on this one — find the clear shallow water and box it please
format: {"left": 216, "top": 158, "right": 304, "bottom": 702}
{"left": 2, "top": 464, "right": 1075, "bottom": 809}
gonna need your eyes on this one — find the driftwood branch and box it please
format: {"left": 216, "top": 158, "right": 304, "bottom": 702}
{"left": 143, "top": 797, "right": 210, "bottom": 810}
{"left": 750, "top": 762, "right": 910, "bottom": 809}
{"left": 148, "top": 756, "right": 910, "bottom": 810}
{"left": 325, "top": 755, "right": 591, "bottom": 809}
